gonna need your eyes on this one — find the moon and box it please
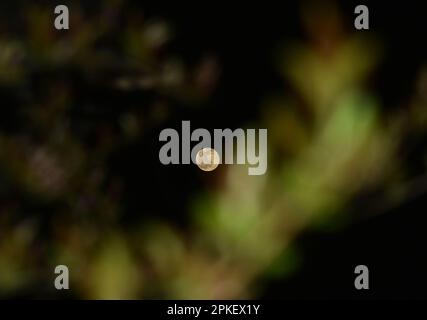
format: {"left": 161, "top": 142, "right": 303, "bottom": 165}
{"left": 195, "top": 147, "right": 220, "bottom": 172}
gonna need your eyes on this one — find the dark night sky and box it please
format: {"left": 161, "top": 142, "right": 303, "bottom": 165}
{"left": 143, "top": 1, "right": 427, "bottom": 298}
{"left": 1, "top": 0, "right": 426, "bottom": 299}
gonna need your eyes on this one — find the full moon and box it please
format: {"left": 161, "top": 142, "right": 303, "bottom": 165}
{"left": 195, "top": 147, "right": 220, "bottom": 171}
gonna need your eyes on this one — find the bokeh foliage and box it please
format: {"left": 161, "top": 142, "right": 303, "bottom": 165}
{"left": 0, "top": 1, "right": 427, "bottom": 299}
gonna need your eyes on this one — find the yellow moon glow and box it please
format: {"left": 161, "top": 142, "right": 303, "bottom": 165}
{"left": 195, "top": 148, "right": 220, "bottom": 171}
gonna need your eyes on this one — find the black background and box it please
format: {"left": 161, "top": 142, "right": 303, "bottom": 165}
{"left": 0, "top": 0, "right": 426, "bottom": 299}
